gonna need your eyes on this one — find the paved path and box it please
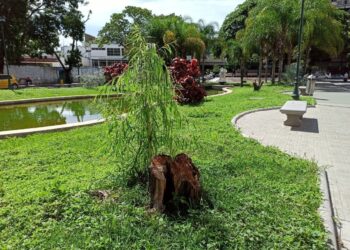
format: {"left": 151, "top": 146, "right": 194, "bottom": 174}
{"left": 236, "top": 83, "right": 350, "bottom": 249}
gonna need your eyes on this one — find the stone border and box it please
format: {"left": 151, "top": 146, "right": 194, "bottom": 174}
{"left": 231, "top": 106, "right": 338, "bottom": 250}
{"left": 0, "top": 94, "right": 120, "bottom": 106}
{"left": 0, "top": 119, "right": 106, "bottom": 139}
{"left": 231, "top": 107, "right": 281, "bottom": 136}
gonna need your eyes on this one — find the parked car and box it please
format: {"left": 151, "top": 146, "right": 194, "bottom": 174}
{"left": 0, "top": 74, "right": 18, "bottom": 89}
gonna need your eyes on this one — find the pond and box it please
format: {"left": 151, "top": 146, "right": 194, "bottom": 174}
{"left": 206, "top": 89, "right": 224, "bottom": 96}
{"left": 0, "top": 99, "right": 102, "bottom": 131}
{"left": 0, "top": 90, "right": 225, "bottom": 132}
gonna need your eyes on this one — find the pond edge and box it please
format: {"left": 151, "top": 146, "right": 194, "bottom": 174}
{"left": 0, "top": 119, "right": 106, "bottom": 139}
{"left": 0, "top": 94, "right": 121, "bottom": 106}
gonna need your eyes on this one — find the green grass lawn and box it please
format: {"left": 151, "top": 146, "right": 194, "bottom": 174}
{"left": 0, "top": 87, "right": 101, "bottom": 101}
{"left": 0, "top": 85, "right": 326, "bottom": 249}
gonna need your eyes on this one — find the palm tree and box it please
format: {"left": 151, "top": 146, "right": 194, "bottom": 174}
{"left": 302, "top": 0, "right": 344, "bottom": 73}
{"left": 196, "top": 19, "right": 219, "bottom": 79}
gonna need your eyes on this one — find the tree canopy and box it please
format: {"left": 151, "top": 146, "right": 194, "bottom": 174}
{"left": 220, "top": 0, "right": 346, "bottom": 84}
{"left": 0, "top": 0, "right": 88, "bottom": 76}
{"left": 97, "top": 8, "right": 212, "bottom": 60}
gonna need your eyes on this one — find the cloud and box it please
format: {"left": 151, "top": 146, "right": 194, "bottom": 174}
{"left": 80, "top": 0, "right": 245, "bottom": 36}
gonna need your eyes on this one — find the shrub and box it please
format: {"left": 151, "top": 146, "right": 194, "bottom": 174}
{"left": 170, "top": 57, "right": 207, "bottom": 104}
{"left": 103, "top": 63, "right": 128, "bottom": 82}
{"left": 80, "top": 73, "right": 105, "bottom": 88}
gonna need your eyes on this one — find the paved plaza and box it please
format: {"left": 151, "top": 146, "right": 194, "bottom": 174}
{"left": 236, "top": 82, "right": 350, "bottom": 249}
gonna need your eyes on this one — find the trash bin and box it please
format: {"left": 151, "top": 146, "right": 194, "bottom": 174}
{"left": 306, "top": 75, "right": 316, "bottom": 96}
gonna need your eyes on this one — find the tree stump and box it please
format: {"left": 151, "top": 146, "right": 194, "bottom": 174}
{"left": 149, "top": 153, "right": 201, "bottom": 213}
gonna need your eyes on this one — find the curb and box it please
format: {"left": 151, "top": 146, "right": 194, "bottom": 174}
{"left": 231, "top": 106, "right": 339, "bottom": 250}
{"left": 0, "top": 119, "right": 106, "bottom": 139}
{"left": 0, "top": 94, "right": 120, "bottom": 106}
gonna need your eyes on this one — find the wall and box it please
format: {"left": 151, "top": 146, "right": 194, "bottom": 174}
{"left": 6, "top": 65, "right": 60, "bottom": 84}
{"left": 4, "top": 65, "right": 103, "bottom": 84}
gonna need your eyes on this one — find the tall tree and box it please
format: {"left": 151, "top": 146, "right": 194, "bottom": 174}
{"left": 29, "top": 5, "right": 89, "bottom": 83}
{"left": 0, "top": 0, "right": 27, "bottom": 73}
{"left": 302, "top": 0, "right": 344, "bottom": 73}
{"left": 97, "top": 6, "right": 153, "bottom": 46}
{"left": 0, "top": 0, "right": 87, "bottom": 76}
{"left": 220, "top": 0, "right": 257, "bottom": 41}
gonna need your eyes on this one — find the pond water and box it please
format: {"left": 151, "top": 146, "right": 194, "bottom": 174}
{"left": 206, "top": 89, "right": 224, "bottom": 96}
{"left": 0, "top": 90, "right": 224, "bottom": 132}
{"left": 0, "top": 99, "right": 102, "bottom": 131}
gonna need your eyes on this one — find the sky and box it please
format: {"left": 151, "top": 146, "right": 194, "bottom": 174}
{"left": 79, "top": 0, "right": 245, "bottom": 38}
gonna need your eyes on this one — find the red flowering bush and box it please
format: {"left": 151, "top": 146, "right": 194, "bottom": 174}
{"left": 169, "top": 58, "right": 206, "bottom": 104}
{"left": 103, "top": 63, "right": 128, "bottom": 82}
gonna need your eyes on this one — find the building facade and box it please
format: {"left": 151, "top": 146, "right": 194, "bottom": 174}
{"left": 331, "top": 0, "right": 350, "bottom": 11}
{"left": 61, "top": 43, "right": 127, "bottom": 67}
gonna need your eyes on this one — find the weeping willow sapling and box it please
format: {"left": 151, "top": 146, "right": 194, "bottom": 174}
{"left": 102, "top": 27, "right": 185, "bottom": 178}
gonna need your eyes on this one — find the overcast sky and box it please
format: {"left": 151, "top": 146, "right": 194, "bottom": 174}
{"left": 79, "top": 0, "right": 245, "bottom": 38}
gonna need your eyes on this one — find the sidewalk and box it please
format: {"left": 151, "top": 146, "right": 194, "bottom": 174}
{"left": 235, "top": 85, "right": 350, "bottom": 249}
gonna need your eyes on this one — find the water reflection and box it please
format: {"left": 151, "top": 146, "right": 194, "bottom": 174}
{"left": 0, "top": 99, "right": 102, "bottom": 131}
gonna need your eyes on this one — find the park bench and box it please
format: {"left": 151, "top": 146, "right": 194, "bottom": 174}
{"left": 280, "top": 101, "right": 307, "bottom": 127}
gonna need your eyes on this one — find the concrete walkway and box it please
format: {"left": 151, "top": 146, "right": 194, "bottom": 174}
{"left": 235, "top": 83, "right": 350, "bottom": 249}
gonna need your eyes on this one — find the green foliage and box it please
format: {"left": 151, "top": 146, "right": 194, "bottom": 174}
{"left": 0, "top": 0, "right": 87, "bottom": 72}
{"left": 303, "top": 0, "right": 344, "bottom": 57}
{"left": 97, "top": 6, "right": 153, "bottom": 46}
{"left": 282, "top": 62, "right": 307, "bottom": 85}
{"left": 99, "top": 9, "right": 208, "bottom": 60}
{"left": 101, "top": 27, "right": 184, "bottom": 175}
{"left": 0, "top": 86, "right": 324, "bottom": 249}
{"left": 220, "top": 0, "right": 257, "bottom": 40}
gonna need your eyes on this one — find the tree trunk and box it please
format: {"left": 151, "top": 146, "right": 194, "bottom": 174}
{"left": 258, "top": 54, "right": 263, "bottom": 84}
{"left": 264, "top": 56, "right": 268, "bottom": 83}
{"left": 304, "top": 48, "right": 311, "bottom": 75}
{"left": 287, "top": 46, "right": 293, "bottom": 67}
{"left": 240, "top": 59, "right": 245, "bottom": 87}
{"left": 271, "top": 56, "right": 276, "bottom": 84}
{"left": 150, "top": 154, "right": 201, "bottom": 213}
{"left": 53, "top": 51, "right": 73, "bottom": 84}
{"left": 278, "top": 54, "right": 284, "bottom": 83}
{"left": 201, "top": 54, "right": 205, "bottom": 83}
{"left": 0, "top": 54, "right": 4, "bottom": 74}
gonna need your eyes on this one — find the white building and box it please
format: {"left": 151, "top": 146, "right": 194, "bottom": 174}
{"left": 331, "top": 0, "right": 350, "bottom": 10}
{"left": 61, "top": 43, "right": 127, "bottom": 67}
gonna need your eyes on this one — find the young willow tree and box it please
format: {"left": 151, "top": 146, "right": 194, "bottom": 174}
{"left": 102, "top": 27, "right": 183, "bottom": 176}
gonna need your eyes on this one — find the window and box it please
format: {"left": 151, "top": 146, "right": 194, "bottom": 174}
{"left": 107, "top": 48, "right": 121, "bottom": 56}
{"left": 92, "top": 60, "right": 99, "bottom": 67}
{"left": 91, "top": 47, "right": 105, "bottom": 51}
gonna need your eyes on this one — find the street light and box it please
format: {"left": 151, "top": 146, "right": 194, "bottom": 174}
{"left": 0, "top": 16, "right": 11, "bottom": 89}
{"left": 292, "top": 0, "right": 306, "bottom": 100}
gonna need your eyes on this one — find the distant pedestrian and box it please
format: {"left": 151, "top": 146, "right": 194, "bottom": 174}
{"left": 344, "top": 72, "right": 349, "bottom": 82}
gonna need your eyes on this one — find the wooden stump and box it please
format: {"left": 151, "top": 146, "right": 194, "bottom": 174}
{"left": 149, "top": 153, "right": 201, "bottom": 213}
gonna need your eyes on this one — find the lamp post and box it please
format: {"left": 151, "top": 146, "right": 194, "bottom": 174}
{"left": 292, "top": 0, "right": 306, "bottom": 100}
{"left": 0, "top": 16, "right": 10, "bottom": 89}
